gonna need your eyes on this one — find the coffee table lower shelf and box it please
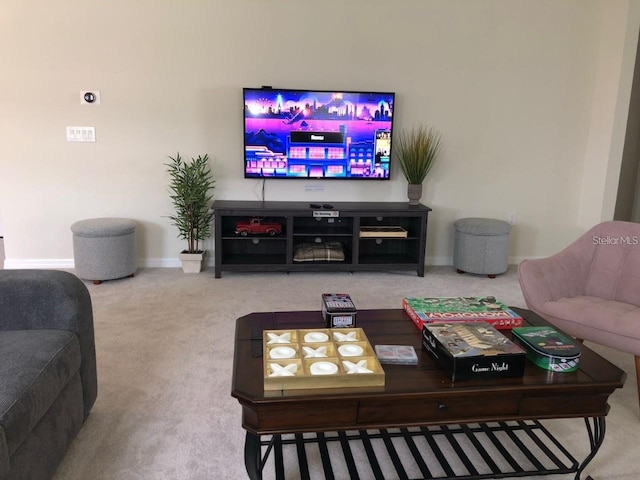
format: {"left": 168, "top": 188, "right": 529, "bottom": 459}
{"left": 245, "top": 418, "right": 604, "bottom": 480}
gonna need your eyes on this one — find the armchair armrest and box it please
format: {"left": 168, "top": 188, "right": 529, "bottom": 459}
{"left": 0, "top": 269, "right": 97, "bottom": 418}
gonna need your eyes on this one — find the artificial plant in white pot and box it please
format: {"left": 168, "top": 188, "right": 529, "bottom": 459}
{"left": 394, "top": 125, "right": 442, "bottom": 205}
{"left": 166, "top": 153, "right": 215, "bottom": 273}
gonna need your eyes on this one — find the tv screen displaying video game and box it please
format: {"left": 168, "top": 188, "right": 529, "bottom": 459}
{"left": 243, "top": 88, "right": 395, "bottom": 179}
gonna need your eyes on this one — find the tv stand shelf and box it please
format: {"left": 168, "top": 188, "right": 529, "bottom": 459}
{"left": 213, "top": 200, "right": 431, "bottom": 278}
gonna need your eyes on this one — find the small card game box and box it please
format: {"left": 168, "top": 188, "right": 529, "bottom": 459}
{"left": 422, "top": 322, "right": 526, "bottom": 382}
{"left": 511, "top": 326, "right": 581, "bottom": 373}
{"left": 374, "top": 345, "right": 419, "bottom": 365}
{"left": 322, "top": 293, "right": 356, "bottom": 328}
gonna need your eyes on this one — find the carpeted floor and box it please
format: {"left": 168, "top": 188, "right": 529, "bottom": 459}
{"left": 52, "top": 266, "right": 638, "bottom": 479}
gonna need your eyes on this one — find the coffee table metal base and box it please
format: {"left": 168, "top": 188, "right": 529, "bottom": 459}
{"left": 245, "top": 417, "right": 605, "bottom": 480}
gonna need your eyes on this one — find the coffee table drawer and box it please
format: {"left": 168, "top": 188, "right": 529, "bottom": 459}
{"left": 244, "top": 400, "right": 360, "bottom": 433}
{"left": 519, "top": 393, "right": 610, "bottom": 417}
{"left": 358, "top": 395, "right": 521, "bottom": 425}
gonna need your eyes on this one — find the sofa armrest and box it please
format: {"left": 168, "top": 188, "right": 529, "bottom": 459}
{"left": 0, "top": 269, "right": 97, "bottom": 418}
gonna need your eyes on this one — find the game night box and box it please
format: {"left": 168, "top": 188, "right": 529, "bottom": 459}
{"left": 421, "top": 322, "right": 526, "bottom": 382}
{"left": 404, "top": 296, "right": 524, "bottom": 331}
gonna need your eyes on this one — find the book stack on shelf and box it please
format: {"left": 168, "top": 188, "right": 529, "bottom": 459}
{"left": 403, "top": 296, "right": 524, "bottom": 331}
{"left": 359, "top": 226, "right": 408, "bottom": 238}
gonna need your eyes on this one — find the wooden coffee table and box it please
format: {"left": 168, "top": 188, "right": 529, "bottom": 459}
{"left": 231, "top": 308, "right": 626, "bottom": 480}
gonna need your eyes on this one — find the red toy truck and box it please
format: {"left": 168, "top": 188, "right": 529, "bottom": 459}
{"left": 235, "top": 218, "right": 282, "bottom": 236}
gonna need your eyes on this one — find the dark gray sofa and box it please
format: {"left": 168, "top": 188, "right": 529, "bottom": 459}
{"left": 0, "top": 270, "right": 97, "bottom": 480}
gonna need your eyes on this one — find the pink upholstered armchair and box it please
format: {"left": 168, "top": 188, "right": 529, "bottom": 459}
{"left": 518, "top": 220, "right": 640, "bottom": 408}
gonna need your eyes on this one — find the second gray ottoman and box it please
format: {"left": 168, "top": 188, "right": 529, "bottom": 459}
{"left": 71, "top": 218, "right": 137, "bottom": 284}
{"left": 453, "top": 217, "right": 511, "bottom": 278}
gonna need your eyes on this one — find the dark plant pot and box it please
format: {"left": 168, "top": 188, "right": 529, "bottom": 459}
{"left": 407, "top": 184, "right": 423, "bottom": 205}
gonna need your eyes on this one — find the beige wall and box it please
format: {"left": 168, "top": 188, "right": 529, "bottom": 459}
{"left": 1, "top": 0, "right": 639, "bottom": 268}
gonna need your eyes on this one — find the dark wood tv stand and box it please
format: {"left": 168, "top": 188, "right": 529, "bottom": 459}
{"left": 212, "top": 200, "right": 431, "bottom": 278}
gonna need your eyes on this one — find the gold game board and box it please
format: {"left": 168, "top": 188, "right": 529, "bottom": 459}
{"left": 263, "top": 328, "right": 385, "bottom": 391}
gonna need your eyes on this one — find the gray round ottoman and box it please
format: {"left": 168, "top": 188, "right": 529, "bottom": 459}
{"left": 71, "top": 218, "right": 137, "bottom": 284}
{"left": 453, "top": 217, "right": 511, "bottom": 278}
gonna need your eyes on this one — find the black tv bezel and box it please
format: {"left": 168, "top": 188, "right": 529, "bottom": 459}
{"left": 242, "top": 87, "right": 396, "bottom": 180}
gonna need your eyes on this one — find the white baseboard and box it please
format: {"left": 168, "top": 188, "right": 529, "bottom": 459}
{"left": 426, "top": 256, "right": 452, "bottom": 266}
{"left": 4, "top": 258, "right": 75, "bottom": 269}
{"left": 143, "top": 257, "right": 216, "bottom": 268}
{"left": 140, "top": 258, "right": 180, "bottom": 268}
{"left": 3, "top": 257, "right": 214, "bottom": 270}
{"left": 508, "top": 257, "right": 530, "bottom": 266}
{"left": 427, "top": 256, "right": 532, "bottom": 267}
{"left": 4, "top": 256, "right": 532, "bottom": 270}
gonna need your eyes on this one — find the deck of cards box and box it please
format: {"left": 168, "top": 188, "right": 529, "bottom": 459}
{"left": 374, "top": 345, "right": 419, "bottom": 365}
{"left": 322, "top": 293, "right": 356, "bottom": 328}
{"left": 421, "top": 322, "right": 526, "bottom": 382}
{"left": 511, "top": 326, "right": 581, "bottom": 373}
{"left": 263, "top": 327, "right": 384, "bottom": 391}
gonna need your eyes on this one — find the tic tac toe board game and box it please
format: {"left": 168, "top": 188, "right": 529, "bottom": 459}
{"left": 263, "top": 327, "right": 385, "bottom": 391}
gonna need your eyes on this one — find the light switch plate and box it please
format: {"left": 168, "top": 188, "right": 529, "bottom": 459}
{"left": 66, "top": 126, "right": 96, "bottom": 142}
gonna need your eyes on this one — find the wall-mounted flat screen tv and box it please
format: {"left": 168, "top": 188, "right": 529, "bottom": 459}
{"left": 243, "top": 87, "right": 395, "bottom": 179}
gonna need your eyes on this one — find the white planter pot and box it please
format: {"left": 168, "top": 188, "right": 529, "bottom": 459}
{"left": 179, "top": 252, "right": 205, "bottom": 273}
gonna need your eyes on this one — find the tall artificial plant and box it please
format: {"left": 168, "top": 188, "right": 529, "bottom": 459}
{"left": 166, "top": 153, "right": 215, "bottom": 254}
{"left": 394, "top": 125, "right": 443, "bottom": 184}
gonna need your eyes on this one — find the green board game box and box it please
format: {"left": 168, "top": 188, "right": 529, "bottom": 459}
{"left": 403, "top": 296, "right": 524, "bottom": 330}
{"left": 511, "top": 326, "right": 581, "bottom": 373}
